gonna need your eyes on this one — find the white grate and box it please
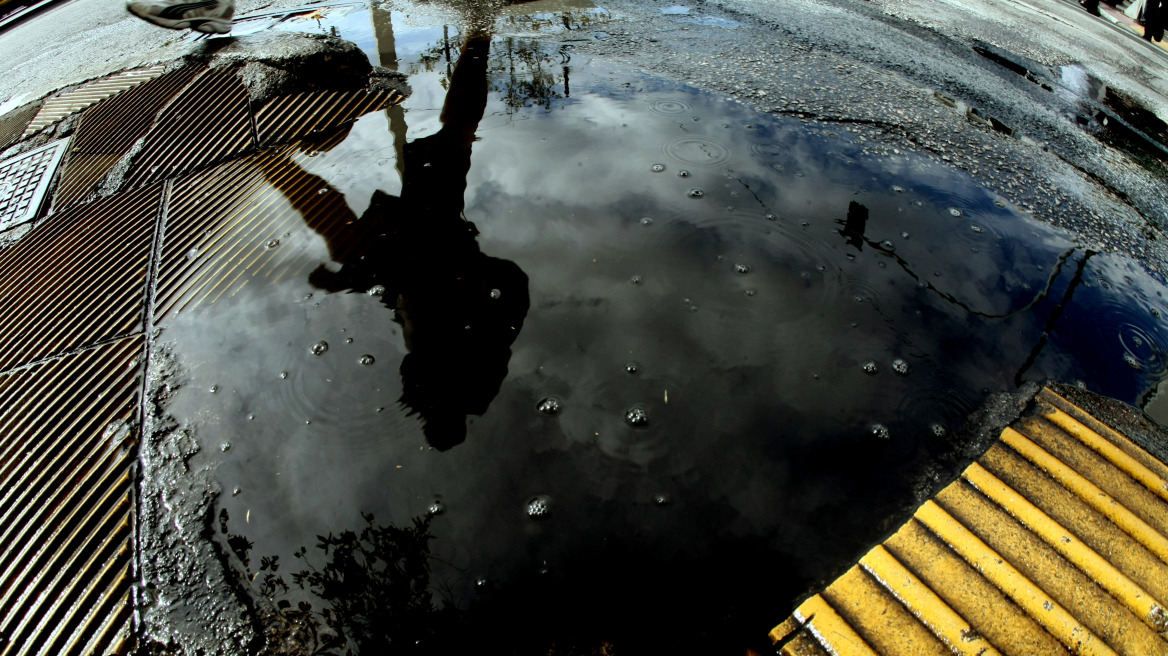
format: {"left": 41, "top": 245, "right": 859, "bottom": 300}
{"left": 0, "top": 138, "right": 69, "bottom": 232}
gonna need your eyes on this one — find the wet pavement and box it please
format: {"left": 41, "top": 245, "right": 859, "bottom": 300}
{"left": 2, "top": 0, "right": 1168, "bottom": 654}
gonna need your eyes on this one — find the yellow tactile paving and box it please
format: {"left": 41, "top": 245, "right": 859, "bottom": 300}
{"left": 770, "top": 387, "right": 1168, "bottom": 655}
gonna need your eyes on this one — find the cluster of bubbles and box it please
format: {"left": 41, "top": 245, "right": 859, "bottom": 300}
{"left": 265, "top": 239, "right": 280, "bottom": 249}
{"left": 870, "top": 423, "right": 891, "bottom": 439}
{"left": 862, "top": 361, "right": 879, "bottom": 374}
{"left": 651, "top": 163, "right": 667, "bottom": 172}
{"left": 526, "top": 495, "right": 552, "bottom": 519}
{"left": 625, "top": 406, "right": 650, "bottom": 427}
{"left": 734, "top": 263, "right": 752, "bottom": 274}
{"left": 490, "top": 288, "right": 502, "bottom": 299}
{"left": 536, "top": 397, "right": 563, "bottom": 416}
{"left": 427, "top": 499, "right": 445, "bottom": 517}
{"left": 367, "top": 285, "right": 385, "bottom": 297}
{"left": 891, "top": 358, "right": 909, "bottom": 375}
{"left": 358, "top": 354, "right": 375, "bottom": 366}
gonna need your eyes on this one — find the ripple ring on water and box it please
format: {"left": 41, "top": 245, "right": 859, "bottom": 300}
{"left": 662, "top": 136, "right": 732, "bottom": 167}
{"left": 648, "top": 99, "right": 693, "bottom": 116}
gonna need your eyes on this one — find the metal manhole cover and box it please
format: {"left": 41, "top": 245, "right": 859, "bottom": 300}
{"left": 0, "top": 137, "right": 69, "bottom": 232}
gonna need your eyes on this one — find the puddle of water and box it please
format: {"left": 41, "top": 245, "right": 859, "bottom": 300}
{"left": 157, "top": 21, "right": 1168, "bottom": 652}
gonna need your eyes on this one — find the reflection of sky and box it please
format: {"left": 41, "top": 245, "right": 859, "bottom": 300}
{"left": 159, "top": 42, "right": 1168, "bottom": 629}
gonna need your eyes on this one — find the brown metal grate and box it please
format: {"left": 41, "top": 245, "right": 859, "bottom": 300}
{"left": 124, "top": 66, "right": 254, "bottom": 188}
{"left": 23, "top": 65, "right": 167, "bottom": 137}
{"left": 0, "top": 183, "right": 159, "bottom": 371}
{"left": 0, "top": 335, "right": 141, "bottom": 656}
{"left": 155, "top": 140, "right": 381, "bottom": 320}
{"left": 53, "top": 66, "right": 201, "bottom": 208}
{"left": 0, "top": 103, "right": 40, "bottom": 151}
{"left": 255, "top": 88, "right": 405, "bottom": 146}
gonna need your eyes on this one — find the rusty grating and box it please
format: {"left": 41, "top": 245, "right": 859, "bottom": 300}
{"left": 0, "top": 138, "right": 69, "bottom": 232}
{"left": 256, "top": 88, "right": 405, "bottom": 146}
{"left": 23, "top": 65, "right": 167, "bottom": 137}
{"left": 53, "top": 66, "right": 200, "bottom": 208}
{"left": 0, "top": 183, "right": 159, "bottom": 371}
{"left": 155, "top": 140, "right": 380, "bottom": 319}
{"left": 124, "top": 66, "right": 253, "bottom": 188}
{"left": 0, "top": 103, "right": 40, "bottom": 152}
{"left": 0, "top": 335, "right": 140, "bottom": 656}
{"left": 770, "top": 387, "right": 1168, "bottom": 656}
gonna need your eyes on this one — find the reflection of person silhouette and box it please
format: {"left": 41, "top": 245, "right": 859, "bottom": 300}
{"left": 259, "top": 28, "right": 530, "bottom": 451}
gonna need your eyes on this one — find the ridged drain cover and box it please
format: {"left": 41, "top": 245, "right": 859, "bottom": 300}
{"left": 0, "top": 138, "right": 69, "bottom": 232}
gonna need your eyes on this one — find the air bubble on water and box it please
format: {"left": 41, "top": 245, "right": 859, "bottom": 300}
{"left": 654, "top": 493, "right": 671, "bottom": 506}
{"left": 536, "top": 397, "right": 562, "bottom": 416}
{"left": 266, "top": 239, "right": 280, "bottom": 249}
{"left": 232, "top": 487, "right": 241, "bottom": 496}
{"left": 1124, "top": 353, "right": 1140, "bottom": 369}
{"left": 358, "top": 354, "right": 375, "bottom": 366}
{"left": 687, "top": 188, "right": 705, "bottom": 198}
{"left": 800, "top": 220, "right": 810, "bottom": 227}
{"left": 220, "top": 442, "right": 230, "bottom": 452}
{"left": 677, "top": 169, "right": 691, "bottom": 178}
{"left": 745, "top": 288, "right": 756, "bottom": 297}
{"left": 625, "top": 406, "right": 650, "bottom": 427}
{"left": 526, "top": 495, "right": 552, "bottom": 519}
{"left": 970, "top": 225, "right": 983, "bottom": 234}
{"left": 900, "top": 231, "right": 910, "bottom": 239}
{"left": 279, "top": 371, "right": 288, "bottom": 379}
{"left": 891, "top": 185, "right": 905, "bottom": 193}
{"left": 367, "top": 285, "right": 385, "bottom": 296}
{"left": 949, "top": 208, "right": 963, "bottom": 217}
{"left": 651, "top": 163, "right": 666, "bottom": 172}
{"left": 800, "top": 271, "right": 811, "bottom": 279}
{"left": 317, "top": 188, "right": 328, "bottom": 195}
{"left": 734, "top": 263, "right": 751, "bottom": 274}
{"left": 247, "top": 415, "right": 255, "bottom": 421}
{"left": 346, "top": 337, "right": 354, "bottom": 344}
{"left": 630, "top": 275, "right": 643, "bottom": 285}
{"left": 640, "top": 217, "right": 654, "bottom": 226}
{"left": 862, "top": 361, "right": 879, "bottom": 374}
{"left": 427, "top": 500, "right": 445, "bottom": 516}
{"left": 309, "top": 340, "right": 329, "bottom": 356}
{"left": 765, "top": 213, "right": 776, "bottom": 221}
{"left": 209, "top": 384, "right": 219, "bottom": 393}
{"left": 878, "top": 262, "right": 887, "bottom": 268}
{"left": 490, "top": 288, "right": 502, "bottom": 299}
{"left": 881, "top": 240, "right": 895, "bottom": 250}
{"left": 930, "top": 423, "right": 946, "bottom": 437}
{"left": 475, "top": 577, "right": 489, "bottom": 589}
{"left": 688, "top": 305, "right": 699, "bottom": 312}
{"left": 186, "top": 248, "right": 199, "bottom": 260}
{"left": 892, "top": 358, "right": 909, "bottom": 375}
{"left": 853, "top": 294, "right": 864, "bottom": 303}
{"left": 870, "top": 423, "right": 891, "bottom": 439}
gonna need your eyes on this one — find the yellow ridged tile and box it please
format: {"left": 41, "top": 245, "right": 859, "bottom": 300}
{"left": 1016, "top": 415, "right": 1168, "bottom": 536}
{"left": 981, "top": 443, "right": 1168, "bottom": 615}
{"left": 915, "top": 500, "right": 1119, "bottom": 656}
{"left": 938, "top": 481, "right": 1166, "bottom": 655}
{"left": 1039, "top": 389, "right": 1168, "bottom": 487}
{"left": 886, "top": 519, "right": 1066, "bottom": 656}
{"left": 962, "top": 462, "right": 1168, "bottom": 632}
{"left": 1001, "top": 428, "right": 1168, "bottom": 566}
{"left": 793, "top": 595, "right": 880, "bottom": 656}
{"left": 822, "top": 565, "right": 952, "bottom": 656}
{"left": 780, "top": 629, "right": 831, "bottom": 656}
{"left": 860, "top": 545, "right": 1002, "bottom": 656}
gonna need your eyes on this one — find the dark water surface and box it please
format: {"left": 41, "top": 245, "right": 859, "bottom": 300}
{"left": 160, "top": 17, "right": 1168, "bottom": 652}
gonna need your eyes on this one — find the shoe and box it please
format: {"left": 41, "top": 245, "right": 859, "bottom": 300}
{"left": 127, "top": 0, "right": 234, "bottom": 33}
